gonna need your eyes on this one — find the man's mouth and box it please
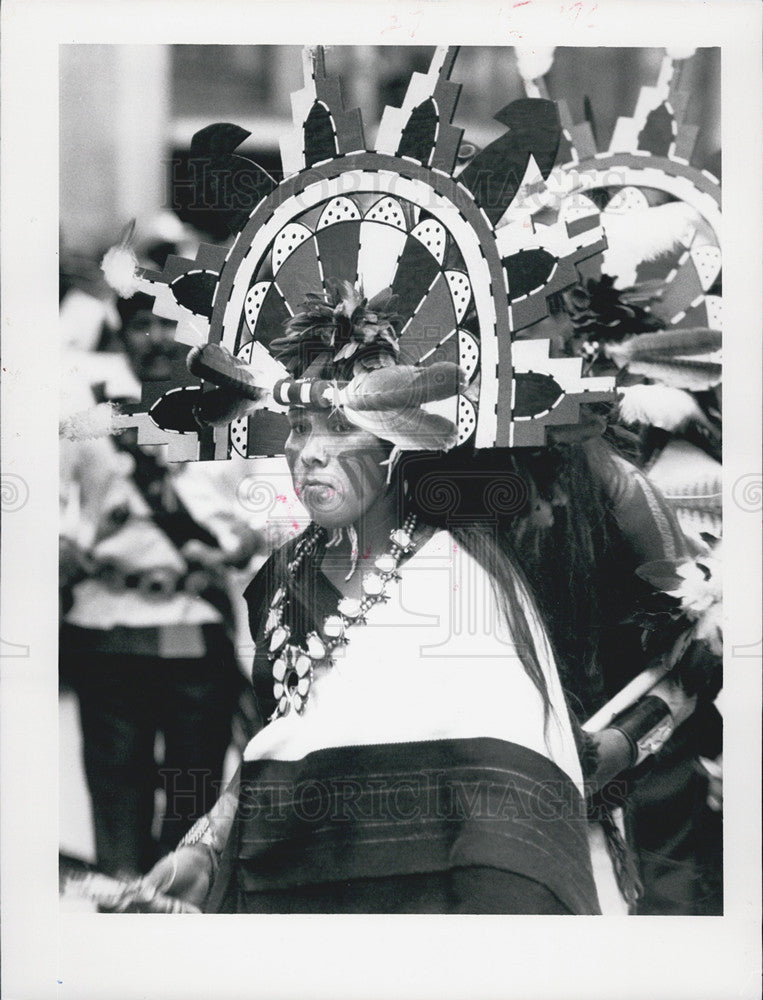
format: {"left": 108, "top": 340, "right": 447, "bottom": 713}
{"left": 299, "top": 479, "right": 342, "bottom": 507}
{"left": 302, "top": 478, "right": 336, "bottom": 491}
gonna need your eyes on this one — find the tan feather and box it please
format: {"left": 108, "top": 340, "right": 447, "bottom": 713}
{"left": 343, "top": 362, "right": 465, "bottom": 411}
{"left": 343, "top": 405, "right": 458, "bottom": 451}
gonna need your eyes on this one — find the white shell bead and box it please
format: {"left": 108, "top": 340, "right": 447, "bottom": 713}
{"left": 296, "top": 655, "right": 312, "bottom": 677}
{"left": 323, "top": 615, "right": 345, "bottom": 638}
{"left": 362, "top": 573, "right": 384, "bottom": 596}
{"left": 270, "top": 586, "right": 286, "bottom": 607}
{"left": 374, "top": 554, "right": 396, "bottom": 574}
{"left": 337, "top": 598, "right": 362, "bottom": 618}
{"left": 307, "top": 633, "right": 327, "bottom": 659}
{"left": 269, "top": 626, "right": 289, "bottom": 652}
{"left": 391, "top": 529, "right": 412, "bottom": 549}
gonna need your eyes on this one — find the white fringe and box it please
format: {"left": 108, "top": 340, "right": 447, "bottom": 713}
{"left": 323, "top": 524, "right": 359, "bottom": 580}
{"left": 59, "top": 403, "right": 123, "bottom": 441}
{"left": 380, "top": 446, "right": 402, "bottom": 485}
{"left": 345, "top": 524, "right": 359, "bottom": 581}
{"left": 618, "top": 384, "right": 703, "bottom": 430}
{"left": 326, "top": 527, "right": 344, "bottom": 548}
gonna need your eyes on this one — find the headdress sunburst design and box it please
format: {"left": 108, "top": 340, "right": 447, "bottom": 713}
{"left": 529, "top": 48, "right": 722, "bottom": 331}
{"left": 511, "top": 46, "right": 722, "bottom": 536}
{"left": 117, "top": 45, "right": 617, "bottom": 462}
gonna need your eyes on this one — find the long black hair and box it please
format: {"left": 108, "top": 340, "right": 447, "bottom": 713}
{"left": 399, "top": 438, "right": 625, "bottom": 724}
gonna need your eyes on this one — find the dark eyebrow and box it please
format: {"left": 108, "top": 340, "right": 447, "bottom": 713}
{"left": 327, "top": 409, "right": 354, "bottom": 432}
{"left": 287, "top": 408, "right": 310, "bottom": 425}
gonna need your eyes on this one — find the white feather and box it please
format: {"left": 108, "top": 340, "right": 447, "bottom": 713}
{"left": 602, "top": 203, "right": 700, "bottom": 288}
{"left": 60, "top": 403, "right": 123, "bottom": 441}
{"left": 666, "top": 541, "right": 722, "bottom": 655}
{"left": 101, "top": 244, "right": 142, "bottom": 298}
{"left": 666, "top": 46, "right": 697, "bottom": 61}
{"left": 618, "top": 384, "right": 704, "bottom": 431}
{"left": 515, "top": 47, "right": 555, "bottom": 81}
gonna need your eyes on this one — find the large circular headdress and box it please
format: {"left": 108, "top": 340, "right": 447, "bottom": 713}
{"left": 512, "top": 47, "right": 722, "bottom": 537}
{"left": 111, "top": 46, "right": 617, "bottom": 462}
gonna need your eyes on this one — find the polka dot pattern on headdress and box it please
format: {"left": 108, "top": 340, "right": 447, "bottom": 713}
{"left": 458, "top": 330, "right": 479, "bottom": 381}
{"left": 411, "top": 219, "right": 447, "bottom": 265}
{"left": 445, "top": 271, "right": 472, "bottom": 323}
{"left": 244, "top": 282, "right": 272, "bottom": 335}
{"left": 317, "top": 197, "right": 361, "bottom": 229}
{"left": 272, "top": 224, "right": 312, "bottom": 274}
{"left": 364, "top": 196, "right": 407, "bottom": 230}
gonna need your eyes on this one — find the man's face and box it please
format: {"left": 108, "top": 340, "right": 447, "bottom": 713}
{"left": 121, "top": 309, "right": 179, "bottom": 381}
{"left": 284, "top": 406, "right": 390, "bottom": 529}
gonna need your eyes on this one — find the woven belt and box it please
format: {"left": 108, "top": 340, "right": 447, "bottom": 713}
{"left": 91, "top": 563, "right": 214, "bottom": 600}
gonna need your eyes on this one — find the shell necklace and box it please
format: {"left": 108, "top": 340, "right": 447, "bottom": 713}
{"left": 265, "top": 512, "right": 419, "bottom": 718}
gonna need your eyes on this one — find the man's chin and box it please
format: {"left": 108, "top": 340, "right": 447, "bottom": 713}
{"left": 308, "top": 510, "right": 355, "bottom": 531}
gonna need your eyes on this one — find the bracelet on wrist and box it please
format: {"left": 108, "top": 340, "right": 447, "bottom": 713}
{"left": 609, "top": 694, "right": 675, "bottom": 767}
{"left": 178, "top": 815, "right": 223, "bottom": 881}
{"left": 178, "top": 814, "right": 223, "bottom": 852}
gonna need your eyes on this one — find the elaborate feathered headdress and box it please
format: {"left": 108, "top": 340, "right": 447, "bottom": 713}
{"left": 97, "top": 46, "right": 628, "bottom": 462}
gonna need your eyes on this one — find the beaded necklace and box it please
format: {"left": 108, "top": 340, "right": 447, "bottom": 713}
{"left": 264, "top": 512, "right": 419, "bottom": 718}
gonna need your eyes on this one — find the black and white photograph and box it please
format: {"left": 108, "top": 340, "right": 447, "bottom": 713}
{"left": 1, "top": 2, "right": 761, "bottom": 998}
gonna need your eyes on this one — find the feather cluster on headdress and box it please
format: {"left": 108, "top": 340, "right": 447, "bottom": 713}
{"left": 270, "top": 279, "right": 401, "bottom": 378}
{"left": 339, "top": 362, "right": 466, "bottom": 453}
{"left": 636, "top": 538, "right": 722, "bottom": 657}
{"left": 565, "top": 275, "right": 661, "bottom": 347}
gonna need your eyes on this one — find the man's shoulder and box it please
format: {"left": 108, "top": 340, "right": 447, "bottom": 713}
{"left": 242, "top": 530, "right": 306, "bottom": 605}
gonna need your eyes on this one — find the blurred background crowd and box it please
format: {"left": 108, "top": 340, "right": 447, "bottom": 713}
{"left": 59, "top": 45, "right": 722, "bottom": 895}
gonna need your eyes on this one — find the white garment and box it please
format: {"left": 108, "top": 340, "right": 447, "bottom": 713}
{"left": 242, "top": 528, "right": 627, "bottom": 912}
{"left": 244, "top": 530, "right": 583, "bottom": 792}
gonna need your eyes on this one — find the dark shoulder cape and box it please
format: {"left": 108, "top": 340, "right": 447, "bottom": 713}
{"left": 207, "top": 737, "right": 600, "bottom": 914}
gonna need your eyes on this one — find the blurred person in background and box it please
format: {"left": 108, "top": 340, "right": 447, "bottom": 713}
{"left": 60, "top": 258, "right": 266, "bottom": 879}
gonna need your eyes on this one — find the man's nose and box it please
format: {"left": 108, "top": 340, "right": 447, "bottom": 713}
{"left": 148, "top": 321, "right": 172, "bottom": 343}
{"left": 300, "top": 430, "right": 329, "bottom": 466}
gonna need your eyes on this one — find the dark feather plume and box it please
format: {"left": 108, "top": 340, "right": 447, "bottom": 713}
{"left": 270, "top": 280, "right": 402, "bottom": 378}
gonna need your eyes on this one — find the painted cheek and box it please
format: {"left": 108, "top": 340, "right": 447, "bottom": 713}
{"left": 360, "top": 452, "right": 387, "bottom": 495}
{"left": 336, "top": 448, "right": 386, "bottom": 508}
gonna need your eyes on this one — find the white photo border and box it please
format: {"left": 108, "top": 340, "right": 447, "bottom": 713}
{"left": 1, "top": 1, "right": 761, "bottom": 998}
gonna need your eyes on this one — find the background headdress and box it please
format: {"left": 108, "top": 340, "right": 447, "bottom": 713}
{"left": 516, "top": 46, "right": 722, "bottom": 539}
{"left": 99, "top": 46, "right": 629, "bottom": 462}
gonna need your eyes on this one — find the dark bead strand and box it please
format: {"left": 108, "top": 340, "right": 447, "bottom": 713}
{"left": 267, "top": 515, "right": 418, "bottom": 717}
